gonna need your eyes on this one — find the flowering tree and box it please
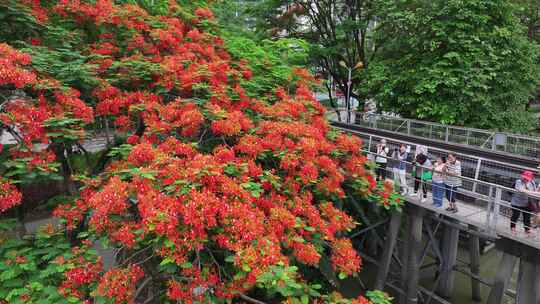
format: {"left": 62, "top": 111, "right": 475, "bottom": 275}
{"left": 0, "top": 1, "right": 400, "bottom": 303}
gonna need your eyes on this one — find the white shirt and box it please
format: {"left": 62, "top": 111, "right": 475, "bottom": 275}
{"left": 376, "top": 145, "right": 390, "bottom": 163}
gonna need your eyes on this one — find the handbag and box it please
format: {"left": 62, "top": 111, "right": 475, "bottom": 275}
{"left": 528, "top": 181, "right": 539, "bottom": 212}
{"left": 533, "top": 213, "right": 540, "bottom": 228}
{"left": 529, "top": 196, "right": 540, "bottom": 213}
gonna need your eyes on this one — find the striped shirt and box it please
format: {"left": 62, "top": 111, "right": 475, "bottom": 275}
{"left": 444, "top": 160, "right": 462, "bottom": 187}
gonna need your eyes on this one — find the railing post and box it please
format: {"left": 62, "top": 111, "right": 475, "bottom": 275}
{"left": 485, "top": 188, "right": 502, "bottom": 235}
{"left": 492, "top": 188, "right": 502, "bottom": 233}
{"left": 472, "top": 159, "right": 482, "bottom": 193}
{"left": 368, "top": 135, "right": 373, "bottom": 152}
{"left": 445, "top": 126, "right": 449, "bottom": 143}
{"left": 486, "top": 188, "right": 502, "bottom": 234}
{"left": 466, "top": 130, "right": 471, "bottom": 145}
{"left": 407, "top": 120, "right": 411, "bottom": 136}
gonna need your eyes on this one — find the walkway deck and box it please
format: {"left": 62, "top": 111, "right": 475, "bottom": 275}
{"left": 404, "top": 189, "right": 540, "bottom": 250}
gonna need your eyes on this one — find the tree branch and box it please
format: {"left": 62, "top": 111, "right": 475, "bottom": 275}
{"left": 134, "top": 277, "right": 152, "bottom": 301}
{"left": 239, "top": 293, "right": 268, "bottom": 304}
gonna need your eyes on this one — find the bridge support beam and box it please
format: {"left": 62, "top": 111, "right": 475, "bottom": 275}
{"left": 516, "top": 246, "right": 539, "bottom": 304}
{"left": 536, "top": 254, "right": 540, "bottom": 304}
{"left": 437, "top": 217, "right": 460, "bottom": 299}
{"left": 400, "top": 218, "right": 409, "bottom": 304}
{"left": 468, "top": 225, "right": 482, "bottom": 302}
{"left": 406, "top": 205, "right": 424, "bottom": 304}
{"left": 375, "top": 210, "right": 402, "bottom": 290}
{"left": 487, "top": 252, "right": 517, "bottom": 304}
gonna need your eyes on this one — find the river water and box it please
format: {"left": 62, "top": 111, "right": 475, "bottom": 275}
{"left": 342, "top": 246, "right": 518, "bottom": 303}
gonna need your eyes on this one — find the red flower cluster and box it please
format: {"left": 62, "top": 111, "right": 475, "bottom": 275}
{"left": 330, "top": 238, "right": 362, "bottom": 276}
{"left": 167, "top": 268, "right": 221, "bottom": 302}
{"left": 57, "top": 246, "right": 103, "bottom": 300}
{"left": 52, "top": 199, "right": 88, "bottom": 230}
{"left": 194, "top": 7, "right": 215, "bottom": 20}
{"left": 0, "top": 180, "right": 22, "bottom": 212}
{"left": 353, "top": 296, "right": 372, "bottom": 304}
{"left": 211, "top": 111, "right": 253, "bottom": 137}
{"left": 1, "top": 1, "right": 401, "bottom": 302}
{"left": 96, "top": 265, "right": 144, "bottom": 304}
{"left": 0, "top": 43, "right": 35, "bottom": 88}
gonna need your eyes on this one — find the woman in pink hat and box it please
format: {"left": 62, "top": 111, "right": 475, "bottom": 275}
{"left": 510, "top": 170, "right": 537, "bottom": 235}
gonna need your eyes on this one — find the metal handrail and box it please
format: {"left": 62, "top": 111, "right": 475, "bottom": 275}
{"left": 332, "top": 109, "right": 540, "bottom": 142}
{"left": 328, "top": 109, "right": 540, "bottom": 158}
{"left": 334, "top": 125, "right": 536, "bottom": 172}
{"left": 362, "top": 149, "right": 538, "bottom": 200}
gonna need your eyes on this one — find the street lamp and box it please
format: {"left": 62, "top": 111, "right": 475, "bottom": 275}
{"left": 339, "top": 60, "right": 363, "bottom": 124}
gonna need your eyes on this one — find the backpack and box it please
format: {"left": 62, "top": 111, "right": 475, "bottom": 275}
{"left": 529, "top": 181, "right": 539, "bottom": 212}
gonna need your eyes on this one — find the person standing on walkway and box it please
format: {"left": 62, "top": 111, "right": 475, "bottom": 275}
{"left": 432, "top": 156, "right": 446, "bottom": 208}
{"left": 510, "top": 170, "right": 537, "bottom": 235}
{"left": 413, "top": 145, "right": 431, "bottom": 202}
{"left": 392, "top": 144, "right": 410, "bottom": 195}
{"left": 375, "top": 139, "right": 390, "bottom": 181}
{"left": 445, "top": 153, "right": 462, "bottom": 213}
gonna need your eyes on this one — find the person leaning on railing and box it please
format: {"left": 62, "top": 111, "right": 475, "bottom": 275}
{"left": 391, "top": 144, "right": 410, "bottom": 195}
{"left": 412, "top": 145, "right": 431, "bottom": 203}
{"left": 431, "top": 156, "right": 447, "bottom": 208}
{"left": 510, "top": 170, "right": 537, "bottom": 236}
{"left": 444, "top": 154, "right": 462, "bottom": 213}
{"left": 375, "top": 139, "right": 390, "bottom": 181}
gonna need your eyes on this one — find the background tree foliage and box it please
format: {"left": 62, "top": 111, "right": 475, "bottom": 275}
{"left": 365, "top": 0, "right": 539, "bottom": 131}
{"left": 250, "top": 0, "right": 540, "bottom": 132}
{"left": 250, "top": 0, "right": 376, "bottom": 104}
{"left": 516, "top": 0, "right": 540, "bottom": 44}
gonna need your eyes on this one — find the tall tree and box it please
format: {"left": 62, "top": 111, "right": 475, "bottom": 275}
{"left": 516, "top": 0, "right": 540, "bottom": 44}
{"left": 0, "top": 1, "right": 397, "bottom": 303}
{"left": 252, "top": 0, "right": 377, "bottom": 108}
{"left": 366, "top": 0, "right": 540, "bottom": 132}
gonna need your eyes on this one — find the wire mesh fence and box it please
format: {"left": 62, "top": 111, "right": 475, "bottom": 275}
{"left": 329, "top": 110, "right": 540, "bottom": 160}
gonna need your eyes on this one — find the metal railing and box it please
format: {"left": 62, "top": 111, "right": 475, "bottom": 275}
{"left": 363, "top": 149, "right": 540, "bottom": 247}
{"left": 328, "top": 110, "right": 540, "bottom": 159}
{"left": 336, "top": 125, "right": 537, "bottom": 192}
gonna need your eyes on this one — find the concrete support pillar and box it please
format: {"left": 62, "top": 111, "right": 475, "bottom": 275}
{"left": 374, "top": 210, "right": 402, "bottom": 290}
{"left": 468, "top": 225, "right": 482, "bottom": 302}
{"left": 516, "top": 246, "right": 539, "bottom": 304}
{"left": 400, "top": 216, "right": 410, "bottom": 304}
{"left": 535, "top": 253, "right": 540, "bottom": 304}
{"left": 437, "top": 218, "right": 460, "bottom": 298}
{"left": 406, "top": 205, "right": 424, "bottom": 304}
{"left": 487, "top": 253, "right": 517, "bottom": 304}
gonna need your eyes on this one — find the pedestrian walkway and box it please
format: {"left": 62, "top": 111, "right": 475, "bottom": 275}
{"left": 362, "top": 147, "right": 540, "bottom": 250}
